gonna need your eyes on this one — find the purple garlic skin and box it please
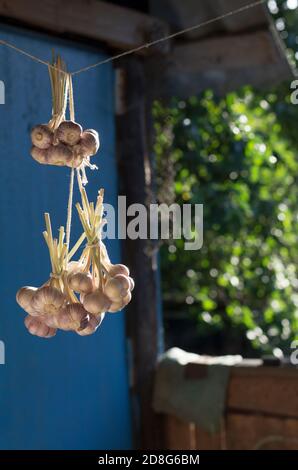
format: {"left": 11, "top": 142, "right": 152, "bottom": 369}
{"left": 76, "top": 313, "right": 105, "bottom": 336}
{"left": 56, "top": 120, "right": 82, "bottom": 146}
{"left": 78, "top": 130, "right": 100, "bottom": 158}
{"left": 47, "top": 143, "right": 73, "bottom": 166}
{"left": 31, "top": 124, "right": 53, "bottom": 150}
{"left": 31, "top": 146, "right": 48, "bottom": 165}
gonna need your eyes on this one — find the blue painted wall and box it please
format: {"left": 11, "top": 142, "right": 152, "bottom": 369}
{"left": 0, "top": 25, "right": 132, "bottom": 449}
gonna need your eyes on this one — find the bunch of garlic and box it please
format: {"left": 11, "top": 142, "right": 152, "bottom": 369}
{"left": 16, "top": 177, "right": 134, "bottom": 339}
{"left": 30, "top": 120, "right": 100, "bottom": 168}
{"left": 78, "top": 262, "right": 134, "bottom": 316}
{"left": 16, "top": 260, "right": 133, "bottom": 339}
{"left": 16, "top": 283, "right": 103, "bottom": 338}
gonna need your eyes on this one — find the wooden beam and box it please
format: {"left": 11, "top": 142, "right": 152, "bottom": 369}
{"left": 170, "top": 29, "right": 289, "bottom": 72}
{"left": 150, "top": 0, "right": 269, "bottom": 39}
{"left": 158, "top": 28, "right": 294, "bottom": 99}
{"left": 0, "top": 0, "right": 168, "bottom": 52}
{"left": 203, "top": 0, "right": 269, "bottom": 34}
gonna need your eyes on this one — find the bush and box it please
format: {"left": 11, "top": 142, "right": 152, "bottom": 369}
{"left": 154, "top": 84, "right": 298, "bottom": 355}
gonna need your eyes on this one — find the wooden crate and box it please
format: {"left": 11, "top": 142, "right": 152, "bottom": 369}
{"left": 159, "top": 364, "right": 298, "bottom": 450}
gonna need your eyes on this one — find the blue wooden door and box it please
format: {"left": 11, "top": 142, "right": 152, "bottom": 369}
{"left": 0, "top": 25, "right": 132, "bottom": 449}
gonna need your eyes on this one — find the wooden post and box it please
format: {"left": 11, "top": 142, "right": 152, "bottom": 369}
{"left": 116, "top": 57, "right": 161, "bottom": 449}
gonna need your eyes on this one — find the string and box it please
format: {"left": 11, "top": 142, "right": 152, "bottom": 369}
{"left": 0, "top": 0, "right": 266, "bottom": 76}
{"left": 0, "top": 39, "right": 66, "bottom": 73}
{"left": 71, "top": 0, "right": 266, "bottom": 76}
{"left": 65, "top": 73, "right": 75, "bottom": 251}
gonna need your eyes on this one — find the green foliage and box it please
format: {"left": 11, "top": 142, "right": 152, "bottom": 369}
{"left": 154, "top": 84, "right": 298, "bottom": 355}
{"left": 269, "top": 0, "right": 298, "bottom": 67}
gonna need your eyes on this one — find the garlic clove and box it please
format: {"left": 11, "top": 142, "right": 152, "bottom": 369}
{"left": 76, "top": 313, "right": 105, "bottom": 336}
{"left": 79, "top": 130, "right": 100, "bottom": 157}
{"left": 108, "top": 300, "right": 123, "bottom": 313}
{"left": 68, "top": 272, "right": 93, "bottom": 294}
{"left": 31, "top": 124, "right": 53, "bottom": 149}
{"left": 44, "top": 314, "right": 60, "bottom": 329}
{"left": 114, "top": 274, "right": 130, "bottom": 293}
{"left": 55, "top": 303, "right": 89, "bottom": 331}
{"left": 83, "top": 290, "right": 111, "bottom": 315}
{"left": 26, "top": 308, "right": 42, "bottom": 317}
{"left": 108, "top": 292, "right": 132, "bottom": 313}
{"left": 31, "top": 286, "right": 66, "bottom": 315}
{"left": 16, "top": 286, "right": 37, "bottom": 311}
{"left": 47, "top": 143, "right": 73, "bottom": 166}
{"left": 108, "top": 264, "right": 130, "bottom": 277}
{"left": 24, "top": 315, "right": 57, "bottom": 338}
{"left": 104, "top": 275, "right": 130, "bottom": 301}
{"left": 31, "top": 146, "right": 48, "bottom": 165}
{"left": 56, "top": 120, "right": 82, "bottom": 146}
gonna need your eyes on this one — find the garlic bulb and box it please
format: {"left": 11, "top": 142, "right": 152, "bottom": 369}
{"left": 104, "top": 275, "right": 130, "bottom": 300}
{"left": 31, "top": 286, "right": 66, "bottom": 315}
{"left": 16, "top": 286, "right": 37, "bottom": 311}
{"left": 108, "top": 264, "right": 130, "bottom": 277}
{"left": 68, "top": 272, "right": 93, "bottom": 294}
{"left": 108, "top": 292, "right": 132, "bottom": 313}
{"left": 24, "top": 316, "right": 57, "bottom": 338}
{"left": 83, "top": 290, "right": 111, "bottom": 315}
{"left": 31, "top": 124, "right": 53, "bottom": 149}
{"left": 79, "top": 130, "right": 100, "bottom": 157}
{"left": 76, "top": 313, "right": 105, "bottom": 336}
{"left": 31, "top": 146, "right": 48, "bottom": 164}
{"left": 55, "top": 303, "right": 89, "bottom": 331}
{"left": 56, "top": 120, "right": 82, "bottom": 146}
{"left": 26, "top": 308, "right": 41, "bottom": 318}
{"left": 44, "top": 315, "right": 59, "bottom": 328}
{"left": 47, "top": 143, "right": 73, "bottom": 166}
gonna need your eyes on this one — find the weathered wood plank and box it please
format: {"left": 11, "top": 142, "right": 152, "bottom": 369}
{"left": 163, "top": 415, "right": 196, "bottom": 450}
{"left": 152, "top": 29, "right": 293, "bottom": 99}
{"left": 0, "top": 0, "right": 168, "bottom": 52}
{"left": 170, "top": 30, "right": 288, "bottom": 71}
{"left": 226, "top": 413, "right": 298, "bottom": 450}
{"left": 227, "top": 366, "right": 298, "bottom": 419}
{"left": 195, "top": 421, "right": 225, "bottom": 450}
